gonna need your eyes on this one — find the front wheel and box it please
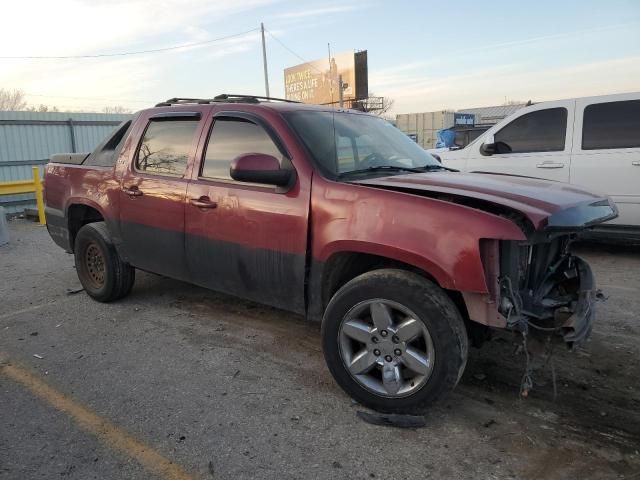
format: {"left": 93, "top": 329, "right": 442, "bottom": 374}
{"left": 74, "top": 222, "right": 135, "bottom": 302}
{"left": 321, "top": 269, "right": 468, "bottom": 413}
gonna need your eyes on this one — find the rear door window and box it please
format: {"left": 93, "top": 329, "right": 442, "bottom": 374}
{"left": 135, "top": 119, "right": 199, "bottom": 176}
{"left": 494, "top": 108, "right": 567, "bottom": 154}
{"left": 582, "top": 100, "right": 640, "bottom": 150}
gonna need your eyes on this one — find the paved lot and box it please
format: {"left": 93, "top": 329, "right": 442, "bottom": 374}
{"left": 1, "top": 220, "right": 639, "bottom": 479}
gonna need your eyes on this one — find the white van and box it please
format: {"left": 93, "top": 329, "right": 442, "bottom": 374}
{"left": 440, "top": 92, "right": 640, "bottom": 239}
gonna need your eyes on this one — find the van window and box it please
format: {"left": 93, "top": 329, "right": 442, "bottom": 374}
{"left": 136, "top": 119, "right": 198, "bottom": 176}
{"left": 494, "top": 108, "right": 567, "bottom": 154}
{"left": 582, "top": 100, "right": 640, "bottom": 150}
{"left": 201, "top": 118, "right": 284, "bottom": 180}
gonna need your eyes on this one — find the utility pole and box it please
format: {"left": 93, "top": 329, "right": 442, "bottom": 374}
{"left": 261, "top": 23, "right": 270, "bottom": 97}
{"left": 327, "top": 43, "right": 334, "bottom": 106}
{"left": 338, "top": 75, "right": 344, "bottom": 108}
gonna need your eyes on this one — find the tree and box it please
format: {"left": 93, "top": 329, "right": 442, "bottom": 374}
{"left": 0, "top": 88, "right": 28, "bottom": 111}
{"left": 358, "top": 92, "right": 395, "bottom": 119}
{"left": 25, "top": 104, "right": 60, "bottom": 112}
{"left": 503, "top": 98, "right": 526, "bottom": 106}
{"left": 372, "top": 96, "right": 395, "bottom": 118}
{"left": 102, "top": 105, "right": 132, "bottom": 114}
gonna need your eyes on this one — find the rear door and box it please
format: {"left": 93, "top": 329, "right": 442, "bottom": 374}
{"left": 571, "top": 95, "right": 640, "bottom": 227}
{"left": 465, "top": 101, "right": 574, "bottom": 182}
{"left": 119, "top": 111, "right": 204, "bottom": 280}
{"left": 184, "top": 111, "right": 309, "bottom": 313}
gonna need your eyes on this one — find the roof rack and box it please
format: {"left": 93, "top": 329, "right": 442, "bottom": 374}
{"left": 155, "top": 94, "right": 301, "bottom": 107}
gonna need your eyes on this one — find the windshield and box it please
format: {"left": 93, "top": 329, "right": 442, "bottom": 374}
{"left": 284, "top": 111, "right": 442, "bottom": 178}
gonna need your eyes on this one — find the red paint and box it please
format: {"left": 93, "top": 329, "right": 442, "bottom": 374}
{"left": 356, "top": 172, "right": 608, "bottom": 230}
{"left": 231, "top": 153, "right": 280, "bottom": 172}
{"left": 44, "top": 101, "right": 614, "bottom": 317}
{"left": 310, "top": 177, "right": 525, "bottom": 292}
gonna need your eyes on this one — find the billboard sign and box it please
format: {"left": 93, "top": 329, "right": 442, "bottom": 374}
{"left": 454, "top": 113, "right": 475, "bottom": 127}
{"left": 284, "top": 51, "right": 367, "bottom": 104}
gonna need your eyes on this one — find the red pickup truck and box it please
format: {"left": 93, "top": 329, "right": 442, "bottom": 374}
{"left": 44, "top": 95, "right": 617, "bottom": 413}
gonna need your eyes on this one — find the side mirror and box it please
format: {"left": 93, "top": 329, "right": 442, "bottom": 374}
{"left": 230, "top": 153, "right": 292, "bottom": 187}
{"left": 480, "top": 133, "right": 496, "bottom": 156}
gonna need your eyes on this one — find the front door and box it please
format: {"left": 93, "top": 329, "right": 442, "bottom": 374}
{"left": 119, "top": 114, "right": 202, "bottom": 280}
{"left": 185, "top": 113, "right": 309, "bottom": 313}
{"left": 465, "top": 101, "right": 574, "bottom": 183}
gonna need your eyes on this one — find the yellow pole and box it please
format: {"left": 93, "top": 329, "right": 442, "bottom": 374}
{"left": 32, "top": 166, "right": 45, "bottom": 225}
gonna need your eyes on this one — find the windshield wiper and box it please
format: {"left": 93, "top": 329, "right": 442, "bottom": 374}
{"left": 419, "top": 164, "right": 459, "bottom": 172}
{"left": 339, "top": 164, "right": 456, "bottom": 178}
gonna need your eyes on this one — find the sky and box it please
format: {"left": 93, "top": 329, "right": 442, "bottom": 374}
{"left": 0, "top": 0, "right": 639, "bottom": 114}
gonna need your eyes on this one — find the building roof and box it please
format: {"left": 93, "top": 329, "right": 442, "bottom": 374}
{"left": 456, "top": 104, "right": 526, "bottom": 125}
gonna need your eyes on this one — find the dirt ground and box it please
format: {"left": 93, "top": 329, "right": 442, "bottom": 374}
{"left": 1, "top": 219, "right": 639, "bottom": 479}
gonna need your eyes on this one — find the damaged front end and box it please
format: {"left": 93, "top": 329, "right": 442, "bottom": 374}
{"left": 470, "top": 198, "right": 617, "bottom": 349}
{"left": 498, "top": 237, "right": 595, "bottom": 347}
{"left": 498, "top": 198, "right": 617, "bottom": 347}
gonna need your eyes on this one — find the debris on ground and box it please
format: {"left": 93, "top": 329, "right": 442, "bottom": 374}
{"left": 473, "top": 372, "right": 487, "bottom": 381}
{"left": 33, "top": 354, "right": 43, "bottom": 359}
{"left": 595, "top": 289, "right": 609, "bottom": 301}
{"left": 356, "top": 410, "right": 427, "bottom": 428}
{"left": 65, "top": 287, "right": 84, "bottom": 295}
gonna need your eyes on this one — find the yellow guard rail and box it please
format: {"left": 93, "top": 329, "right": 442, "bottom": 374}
{"left": 0, "top": 166, "right": 45, "bottom": 224}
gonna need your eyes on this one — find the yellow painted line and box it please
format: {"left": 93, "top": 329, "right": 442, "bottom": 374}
{"left": 0, "top": 361, "right": 197, "bottom": 480}
{"left": 0, "top": 301, "right": 57, "bottom": 320}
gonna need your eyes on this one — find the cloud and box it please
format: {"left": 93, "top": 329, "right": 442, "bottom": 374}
{"left": 383, "top": 56, "right": 640, "bottom": 114}
{"left": 271, "top": 4, "right": 358, "bottom": 20}
{"left": 0, "top": 0, "right": 281, "bottom": 110}
{"left": 0, "top": 0, "right": 279, "bottom": 57}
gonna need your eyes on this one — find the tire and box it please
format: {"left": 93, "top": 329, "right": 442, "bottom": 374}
{"left": 321, "top": 269, "right": 468, "bottom": 413}
{"left": 74, "top": 222, "right": 135, "bottom": 302}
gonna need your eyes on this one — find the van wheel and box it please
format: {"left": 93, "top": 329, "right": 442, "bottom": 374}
{"left": 322, "top": 269, "right": 468, "bottom": 414}
{"left": 74, "top": 222, "right": 135, "bottom": 302}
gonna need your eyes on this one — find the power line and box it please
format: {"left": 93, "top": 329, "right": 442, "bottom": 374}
{"left": 0, "top": 28, "right": 259, "bottom": 59}
{"left": 265, "top": 28, "right": 323, "bottom": 73}
{"left": 25, "top": 92, "right": 154, "bottom": 104}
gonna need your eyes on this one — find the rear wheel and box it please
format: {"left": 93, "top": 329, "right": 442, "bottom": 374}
{"left": 74, "top": 222, "right": 135, "bottom": 302}
{"left": 322, "top": 269, "right": 468, "bottom": 413}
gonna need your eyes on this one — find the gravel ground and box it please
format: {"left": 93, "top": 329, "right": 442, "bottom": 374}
{"left": 1, "top": 219, "right": 639, "bottom": 479}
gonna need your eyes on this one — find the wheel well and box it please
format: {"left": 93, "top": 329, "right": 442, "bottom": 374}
{"left": 320, "top": 251, "right": 489, "bottom": 346}
{"left": 321, "top": 252, "right": 439, "bottom": 308}
{"left": 67, "top": 204, "right": 104, "bottom": 251}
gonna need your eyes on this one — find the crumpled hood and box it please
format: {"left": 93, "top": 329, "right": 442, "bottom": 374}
{"left": 353, "top": 171, "right": 618, "bottom": 231}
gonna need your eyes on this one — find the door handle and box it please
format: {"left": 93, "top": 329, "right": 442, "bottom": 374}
{"left": 123, "top": 186, "right": 143, "bottom": 197}
{"left": 536, "top": 162, "right": 565, "bottom": 169}
{"left": 632, "top": 161, "right": 640, "bottom": 166}
{"left": 190, "top": 196, "right": 217, "bottom": 209}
